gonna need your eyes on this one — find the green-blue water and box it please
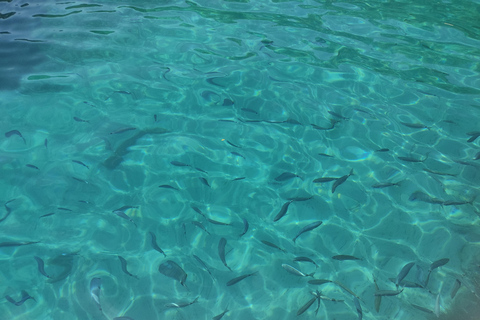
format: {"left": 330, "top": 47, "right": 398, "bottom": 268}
{"left": 1, "top": 0, "right": 480, "bottom": 319}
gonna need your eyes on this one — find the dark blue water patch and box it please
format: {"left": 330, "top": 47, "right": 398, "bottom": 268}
{"left": 0, "top": 1, "right": 46, "bottom": 90}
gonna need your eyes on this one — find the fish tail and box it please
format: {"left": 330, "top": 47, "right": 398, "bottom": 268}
{"left": 469, "top": 195, "right": 477, "bottom": 204}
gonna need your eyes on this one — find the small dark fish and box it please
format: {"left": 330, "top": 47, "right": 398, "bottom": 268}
{"left": 293, "top": 221, "right": 323, "bottom": 243}
{"left": 466, "top": 131, "right": 480, "bottom": 143}
{"left": 313, "top": 290, "right": 321, "bottom": 315}
{"left": 374, "top": 289, "right": 404, "bottom": 296}
{"left": 191, "top": 206, "right": 205, "bottom": 217}
{"left": 182, "top": 222, "right": 187, "bottom": 240}
{"left": 282, "top": 264, "right": 314, "bottom": 277}
{"left": 318, "top": 153, "right": 334, "bottom": 157}
{"left": 118, "top": 256, "right": 139, "bottom": 279}
{"left": 315, "top": 292, "right": 344, "bottom": 303}
{"left": 399, "top": 121, "right": 429, "bottom": 129}
{"left": 113, "top": 210, "right": 137, "bottom": 227}
{"left": 165, "top": 296, "right": 199, "bottom": 308}
{"left": 199, "top": 177, "right": 210, "bottom": 187}
{"left": 57, "top": 207, "right": 73, "bottom": 211}
{"left": 231, "top": 151, "right": 245, "bottom": 159}
{"left": 158, "top": 184, "right": 179, "bottom": 190}
{"left": 154, "top": 114, "right": 158, "bottom": 122}
{"left": 72, "top": 160, "right": 89, "bottom": 169}
{"left": 332, "top": 169, "right": 354, "bottom": 193}
{"left": 388, "top": 278, "right": 423, "bottom": 288}
{"left": 474, "top": 151, "right": 480, "bottom": 160}
{"left": 241, "top": 107, "right": 257, "bottom": 114}
{"left": 226, "top": 140, "right": 241, "bottom": 148}
{"left": 239, "top": 218, "right": 249, "bottom": 237}
{"left": 395, "top": 262, "right": 415, "bottom": 288}
{"left": 72, "top": 177, "right": 89, "bottom": 184}
{"left": 171, "top": 161, "right": 190, "bottom": 167}
{"left": 373, "top": 278, "right": 381, "bottom": 313}
{"left": 333, "top": 280, "right": 361, "bottom": 299}
{"left": 40, "top": 212, "right": 55, "bottom": 218}
{"left": 425, "top": 258, "right": 449, "bottom": 286}
{"left": 212, "top": 308, "right": 229, "bottom": 320}
{"left": 450, "top": 279, "right": 461, "bottom": 299}
{"left": 26, "top": 164, "right": 39, "bottom": 170}
{"left": 195, "top": 167, "right": 207, "bottom": 173}
{"left": 207, "top": 218, "right": 230, "bottom": 226}
{"left": 398, "top": 153, "right": 429, "bottom": 163}
{"left": 0, "top": 241, "right": 39, "bottom": 248}
{"left": 115, "top": 90, "right": 132, "bottom": 95}
{"left": 218, "top": 238, "right": 232, "bottom": 271}
{"left": 372, "top": 182, "right": 401, "bottom": 188}
{"left": 313, "top": 177, "right": 338, "bottom": 183}
{"left": 5, "top": 290, "right": 35, "bottom": 306}
{"left": 411, "top": 304, "right": 434, "bottom": 314}
{"left": 148, "top": 232, "right": 166, "bottom": 257}
{"left": 261, "top": 240, "right": 286, "bottom": 253}
{"left": 311, "top": 120, "right": 339, "bottom": 130}
{"left": 44, "top": 139, "right": 48, "bottom": 148}
{"left": 158, "top": 260, "right": 188, "bottom": 287}
{"left": 375, "top": 148, "right": 390, "bottom": 152}
{"left": 223, "top": 99, "right": 234, "bottom": 106}
{"left": 353, "top": 107, "right": 375, "bottom": 117}
{"left": 0, "top": 199, "right": 15, "bottom": 223}
{"left": 294, "top": 256, "right": 318, "bottom": 268}
{"left": 274, "top": 172, "right": 302, "bottom": 182}
{"left": 191, "top": 221, "right": 210, "bottom": 235}
{"left": 332, "top": 255, "right": 362, "bottom": 261}
{"left": 5, "top": 130, "right": 26, "bottom": 143}
{"left": 113, "top": 317, "right": 136, "bottom": 320}
{"left": 297, "top": 295, "right": 318, "bottom": 316}
{"left": 353, "top": 297, "right": 362, "bottom": 320}
{"left": 328, "top": 110, "right": 349, "bottom": 120}
{"left": 409, "top": 191, "right": 444, "bottom": 204}
{"left": 273, "top": 201, "right": 293, "bottom": 222}
{"left": 232, "top": 177, "right": 246, "bottom": 181}
{"left": 422, "top": 168, "right": 457, "bottom": 177}
{"left": 113, "top": 205, "right": 139, "bottom": 212}
{"left": 193, "top": 254, "right": 214, "bottom": 279}
{"left": 226, "top": 271, "right": 258, "bottom": 286}
{"left": 90, "top": 277, "right": 102, "bottom": 311}
{"left": 83, "top": 101, "right": 96, "bottom": 108}
{"left": 110, "top": 127, "right": 136, "bottom": 135}
{"left": 73, "top": 116, "right": 89, "bottom": 123}
{"left": 34, "top": 256, "right": 52, "bottom": 279}
{"left": 443, "top": 198, "right": 474, "bottom": 206}
{"left": 308, "top": 279, "right": 332, "bottom": 285}
{"left": 287, "top": 196, "right": 313, "bottom": 202}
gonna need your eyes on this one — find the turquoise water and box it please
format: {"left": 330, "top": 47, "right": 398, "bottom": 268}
{"left": 1, "top": 0, "right": 480, "bottom": 319}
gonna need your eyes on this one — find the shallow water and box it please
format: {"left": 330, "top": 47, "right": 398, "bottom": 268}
{"left": 1, "top": 0, "right": 480, "bottom": 319}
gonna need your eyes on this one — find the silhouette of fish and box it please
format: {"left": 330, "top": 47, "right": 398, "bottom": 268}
{"left": 158, "top": 260, "right": 188, "bottom": 287}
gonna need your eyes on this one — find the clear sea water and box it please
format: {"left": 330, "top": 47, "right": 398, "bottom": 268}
{"left": 1, "top": 0, "right": 480, "bottom": 319}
